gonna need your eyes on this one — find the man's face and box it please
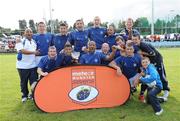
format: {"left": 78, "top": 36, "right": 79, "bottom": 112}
{"left": 64, "top": 47, "right": 72, "bottom": 55}
{"left": 59, "top": 26, "right": 68, "bottom": 35}
{"left": 141, "top": 59, "right": 150, "bottom": 68}
{"left": 93, "top": 17, "right": 101, "bottom": 27}
{"left": 116, "top": 39, "right": 124, "bottom": 46}
{"left": 132, "top": 36, "right": 140, "bottom": 45}
{"left": 88, "top": 42, "right": 96, "bottom": 52}
{"left": 125, "top": 46, "right": 134, "bottom": 56}
{"left": 101, "top": 43, "right": 110, "bottom": 53}
{"left": 126, "top": 19, "right": 133, "bottom": 30}
{"left": 24, "top": 29, "right": 33, "bottom": 40}
{"left": 48, "top": 48, "right": 57, "bottom": 58}
{"left": 38, "top": 23, "right": 46, "bottom": 34}
{"left": 107, "top": 26, "right": 115, "bottom": 36}
{"left": 76, "top": 20, "right": 84, "bottom": 31}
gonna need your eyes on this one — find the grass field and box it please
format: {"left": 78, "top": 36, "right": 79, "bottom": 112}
{"left": 0, "top": 48, "right": 180, "bottom": 121}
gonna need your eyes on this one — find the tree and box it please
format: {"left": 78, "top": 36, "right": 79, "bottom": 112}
{"left": 18, "top": 19, "right": 27, "bottom": 30}
{"left": 101, "top": 22, "right": 108, "bottom": 28}
{"left": 29, "top": 19, "right": 36, "bottom": 33}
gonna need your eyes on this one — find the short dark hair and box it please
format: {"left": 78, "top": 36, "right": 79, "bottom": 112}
{"left": 59, "top": 23, "right": 67, "bottom": 27}
{"left": 37, "top": 21, "right": 45, "bottom": 26}
{"left": 115, "top": 35, "right": 124, "bottom": 42}
{"left": 142, "top": 56, "right": 150, "bottom": 61}
{"left": 132, "top": 33, "right": 141, "bottom": 39}
{"left": 64, "top": 43, "right": 72, "bottom": 48}
{"left": 48, "top": 46, "right": 56, "bottom": 51}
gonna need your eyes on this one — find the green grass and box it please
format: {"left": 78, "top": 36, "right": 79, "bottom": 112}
{"left": 0, "top": 48, "right": 180, "bottom": 121}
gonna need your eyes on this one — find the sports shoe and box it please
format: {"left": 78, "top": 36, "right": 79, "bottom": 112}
{"left": 155, "top": 109, "right": 163, "bottom": 116}
{"left": 138, "top": 95, "right": 146, "bottom": 103}
{"left": 28, "top": 94, "right": 33, "bottom": 100}
{"left": 158, "top": 96, "right": 168, "bottom": 102}
{"left": 22, "top": 97, "right": 27, "bottom": 103}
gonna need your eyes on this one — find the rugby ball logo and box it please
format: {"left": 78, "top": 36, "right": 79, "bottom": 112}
{"left": 69, "top": 85, "right": 98, "bottom": 103}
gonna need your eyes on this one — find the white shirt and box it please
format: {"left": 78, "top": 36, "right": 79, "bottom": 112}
{"left": 16, "top": 38, "right": 37, "bottom": 69}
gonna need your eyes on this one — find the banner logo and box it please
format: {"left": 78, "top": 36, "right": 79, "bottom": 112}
{"left": 69, "top": 69, "right": 98, "bottom": 105}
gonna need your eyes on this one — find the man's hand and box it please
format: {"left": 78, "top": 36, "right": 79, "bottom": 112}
{"left": 117, "top": 67, "right": 122, "bottom": 76}
{"left": 34, "top": 49, "right": 40, "bottom": 55}
{"left": 112, "top": 45, "right": 117, "bottom": 52}
{"left": 42, "top": 72, "right": 48, "bottom": 77}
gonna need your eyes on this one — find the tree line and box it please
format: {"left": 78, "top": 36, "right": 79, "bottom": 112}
{"left": 1, "top": 15, "right": 180, "bottom": 37}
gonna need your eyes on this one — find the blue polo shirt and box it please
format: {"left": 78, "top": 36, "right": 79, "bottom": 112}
{"left": 38, "top": 55, "right": 60, "bottom": 73}
{"left": 68, "top": 29, "right": 89, "bottom": 53}
{"left": 114, "top": 54, "right": 141, "bottom": 79}
{"left": 79, "top": 52, "right": 106, "bottom": 64}
{"left": 88, "top": 27, "right": 107, "bottom": 49}
{"left": 104, "top": 34, "right": 117, "bottom": 51}
{"left": 53, "top": 34, "right": 69, "bottom": 53}
{"left": 33, "top": 33, "right": 54, "bottom": 56}
{"left": 38, "top": 53, "right": 72, "bottom": 72}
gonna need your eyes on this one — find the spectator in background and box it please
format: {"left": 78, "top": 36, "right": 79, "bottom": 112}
{"left": 53, "top": 22, "right": 69, "bottom": 53}
{"left": 16, "top": 28, "right": 39, "bottom": 102}
{"left": 33, "top": 22, "right": 54, "bottom": 65}
{"left": 120, "top": 18, "right": 139, "bottom": 42}
{"left": 88, "top": 16, "right": 107, "bottom": 50}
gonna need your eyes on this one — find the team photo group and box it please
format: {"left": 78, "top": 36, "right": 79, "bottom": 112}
{"left": 16, "top": 16, "right": 170, "bottom": 115}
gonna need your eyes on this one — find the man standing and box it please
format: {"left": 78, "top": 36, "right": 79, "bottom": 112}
{"left": 53, "top": 22, "right": 69, "bottom": 53}
{"left": 88, "top": 16, "right": 107, "bottom": 50}
{"left": 120, "top": 18, "right": 139, "bottom": 42}
{"left": 33, "top": 22, "right": 54, "bottom": 65}
{"left": 16, "top": 28, "right": 39, "bottom": 102}
{"left": 68, "top": 19, "right": 89, "bottom": 55}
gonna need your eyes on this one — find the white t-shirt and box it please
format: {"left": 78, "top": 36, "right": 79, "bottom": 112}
{"left": 16, "top": 38, "right": 37, "bottom": 69}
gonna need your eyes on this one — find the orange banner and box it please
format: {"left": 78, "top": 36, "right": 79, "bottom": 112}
{"left": 34, "top": 65, "right": 130, "bottom": 113}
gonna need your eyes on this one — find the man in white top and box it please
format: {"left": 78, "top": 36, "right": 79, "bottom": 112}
{"left": 16, "top": 28, "right": 39, "bottom": 103}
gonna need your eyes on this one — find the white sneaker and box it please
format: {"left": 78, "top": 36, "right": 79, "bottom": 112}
{"left": 163, "top": 90, "right": 169, "bottom": 99}
{"left": 155, "top": 109, "right": 163, "bottom": 116}
{"left": 158, "top": 96, "right": 168, "bottom": 102}
{"left": 22, "top": 97, "right": 27, "bottom": 103}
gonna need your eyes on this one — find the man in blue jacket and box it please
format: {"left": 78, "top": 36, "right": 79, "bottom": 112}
{"left": 79, "top": 41, "right": 116, "bottom": 64}
{"left": 88, "top": 16, "right": 107, "bottom": 50}
{"left": 68, "top": 19, "right": 89, "bottom": 54}
{"left": 33, "top": 22, "right": 54, "bottom": 65}
{"left": 53, "top": 22, "right": 69, "bottom": 53}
